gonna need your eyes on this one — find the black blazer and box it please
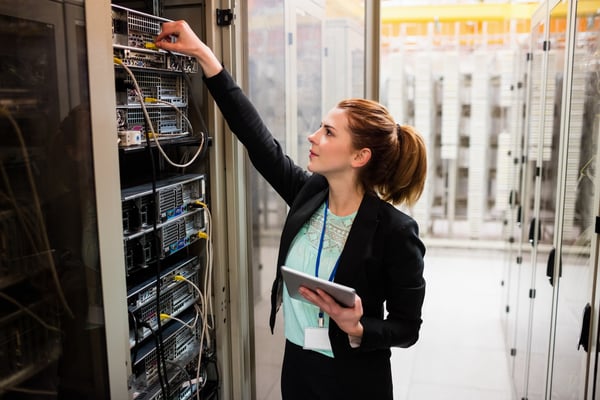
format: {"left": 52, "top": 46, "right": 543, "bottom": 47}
{"left": 204, "top": 69, "right": 426, "bottom": 363}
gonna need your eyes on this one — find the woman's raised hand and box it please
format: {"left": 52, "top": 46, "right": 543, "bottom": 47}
{"left": 155, "top": 20, "right": 222, "bottom": 77}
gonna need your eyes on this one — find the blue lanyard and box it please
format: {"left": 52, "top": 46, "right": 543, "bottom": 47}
{"left": 315, "top": 199, "right": 341, "bottom": 326}
{"left": 314, "top": 199, "right": 340, "bottom": 282}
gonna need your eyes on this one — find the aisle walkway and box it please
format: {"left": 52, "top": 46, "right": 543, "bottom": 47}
{"left": 254, "top": 246, "right": 513, "bottom": 400}
{"left": 391, "top": 246, "right": 513, "bottom": 399}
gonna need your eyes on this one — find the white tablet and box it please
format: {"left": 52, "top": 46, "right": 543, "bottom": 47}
{"left": 280, "top": 265, "right": 356, "bottom": 308}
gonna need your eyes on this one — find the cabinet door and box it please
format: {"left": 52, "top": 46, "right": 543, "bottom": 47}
{"left": 0, "top": 1, "right": 110, "bottom": 398}
{"left": 527, "top": 3, "right": 568, "bottom": 397}
{"left": 547, "top": 2, "right": 600, "bottom": 399}
{"left": 513, "top": 2, "right": 566, "bottom": 397}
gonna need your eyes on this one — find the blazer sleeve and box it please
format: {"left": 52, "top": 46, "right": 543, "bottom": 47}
{"left": 359, "top": 216, "right": 426, "bottom": 351}
{"left": 203, "top": 69, "right": 309, "bottom": 206}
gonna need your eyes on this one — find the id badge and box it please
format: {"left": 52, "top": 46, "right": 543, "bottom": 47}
{"left": 303, "top": 327, "right": 332, "bottom": 351}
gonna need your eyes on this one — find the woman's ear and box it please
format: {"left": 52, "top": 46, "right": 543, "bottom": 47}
{"left": 352, "top": 148, "right": 371, "bottom": 168}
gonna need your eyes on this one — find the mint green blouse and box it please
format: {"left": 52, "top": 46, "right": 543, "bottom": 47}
{"left": 282, "top": 202, "right": 357, "bottom": 358}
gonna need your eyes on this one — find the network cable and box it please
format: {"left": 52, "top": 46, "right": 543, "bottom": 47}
{"left": 143, "top": 96, "right": 194, "bottom": 138}
{"left": 166, "top": 359, "right": 196, "bottom": 395}
{"left": 160, "top": 307, "right": 199, "bottom": 330}
{"left": 139, "top": 320, "right": 169, "bottom": 398}
{"left": 189, "top": 201, "right": 214, "bottom": 400}
{"left": 115, "top": 59, "right": 173, "bottom": 400}
{"left": 113, "top": 58, "right": 206, "bottom": 168}
{"left": 115, "top": 49, "right": 213, "bottom": 399}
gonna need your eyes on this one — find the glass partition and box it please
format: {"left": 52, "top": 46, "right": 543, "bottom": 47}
{"left": 522, "top": 4, "right": 567, "bottom": 399}
{"left": 551, "top": 1, "right": 600, "bottom": 398}
{"left": 247, "top": 1, "right": 365, "bottom": 399}
{"left": 511, "top": 10, "right": 550, "bottom": 399}
{"left": 0, "top": 1, "right": 108, "bottom": 398}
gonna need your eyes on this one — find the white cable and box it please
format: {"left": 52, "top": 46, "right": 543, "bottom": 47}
{"left": 114, "top": 59, "right": 206, "bottom": 168}
{"left": 160, "top": 309, "right": 199, "bottom": 330}
{"left": 145, "top": 97, "right": 194, "bottom": 137}
{"left": 115, "top": 58, "right": 212, "bottom": 398}
{"left": 195, "top": 203, "right": 213, "bottom": 400}
{"left": 142, "top": 96, "right": 205, "bottom": 168}
{"left": 175, "top": 275, "right": 206, "bottom": 319}
{"left": 204, "top": 206, "right": 214, "bottom": 331}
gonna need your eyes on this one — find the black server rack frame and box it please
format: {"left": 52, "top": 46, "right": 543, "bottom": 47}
{"left": 111, "top": 3, "right": 214, "bottom": 399}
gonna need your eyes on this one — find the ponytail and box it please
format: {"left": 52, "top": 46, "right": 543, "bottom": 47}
{"left": 386, "top": 124, "right": 427, "bottom": 206}
{"left": 336, "top": 99, "right": 427, "bottom": 207}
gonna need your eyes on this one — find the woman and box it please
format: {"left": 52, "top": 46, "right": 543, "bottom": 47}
{"left": 156, "top": 21, "right": 427, "bottom": 400}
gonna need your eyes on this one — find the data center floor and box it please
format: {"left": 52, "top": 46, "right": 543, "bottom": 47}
{"left": 253, "top": 245, "right": 513, "bottom": 400}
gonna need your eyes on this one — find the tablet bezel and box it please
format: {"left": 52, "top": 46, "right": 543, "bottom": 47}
{"left": 280, "top": 265, "right": 356, "bottom": 308}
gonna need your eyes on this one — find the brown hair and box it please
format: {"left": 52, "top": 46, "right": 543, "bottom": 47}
{"left": 336, "top": 98, "right": 427, "bottom": 207}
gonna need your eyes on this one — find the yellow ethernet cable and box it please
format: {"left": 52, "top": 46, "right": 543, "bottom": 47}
{"left": 159, "top": 313, "right": 197, "bottom": 329}
{"left": 113, "top": 54, "right": 203, "bottom": 168}
{"left": 174, "top": 275, "right": 204, "bottom": 301}
{"left": 194, "top": 200, "right": 207, "bottom": 208}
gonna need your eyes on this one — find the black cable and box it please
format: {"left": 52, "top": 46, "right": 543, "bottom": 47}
{"left": 166, "top": 360, "right": 194, "bottom": 395}
{"left": 209, "top": 353, "right": 220, "bottom": 400}
{"left": 164, "top": 51, "right": 212, "bottom": 399}
{"left": 141, "top": 103, "right": 171, "bottom": 397}
{"left": 140, "top": 321, "right": 167, "bottom": 398}
{"left": 129, "top": 310, "right": 140, "bottom": 365}
{"left": 182, "top": 70, "right": 210, "bottom": 161}
{"left": 168, "top": 50, "right": 210, "bottom": 165}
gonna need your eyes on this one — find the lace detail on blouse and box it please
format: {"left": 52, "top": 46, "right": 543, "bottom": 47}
{"left": 303, "top": 203, "right": 356, "bottom": 254}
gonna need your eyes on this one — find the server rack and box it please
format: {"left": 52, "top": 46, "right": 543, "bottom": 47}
{"left": 110, "top": 4, "right": 217, "bottom": 399}
{"left": 0, "top": 1, "right": 112, "bottom": 397}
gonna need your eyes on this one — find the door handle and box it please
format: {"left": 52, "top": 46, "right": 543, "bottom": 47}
{"left": 509, "top": 189, "right": 519, "bottom": 208}
{"left": 529, "top": 218, "right": 541, "bottom": 246}
{"left": 578, "top": 303, "right": 591, "bottom": 353}
{"left": 545, "top": 248, "right": 562, "bottom": 286}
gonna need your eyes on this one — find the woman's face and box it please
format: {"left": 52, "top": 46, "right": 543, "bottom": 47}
{"left": 307, "top": 107, "right": 358, "bottom": 177}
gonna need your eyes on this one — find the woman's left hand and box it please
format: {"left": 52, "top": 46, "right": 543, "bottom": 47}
{"left": 299, "top": 286, "right": 364, "bottom": 338}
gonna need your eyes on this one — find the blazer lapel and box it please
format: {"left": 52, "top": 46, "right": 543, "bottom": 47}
{"left": 277, "top": 188, "right": 328, "bottom": 268}
{"left": 334, "top": 194, "right": 381, "bottom": 285}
